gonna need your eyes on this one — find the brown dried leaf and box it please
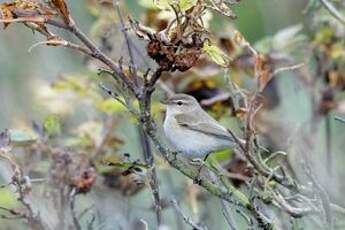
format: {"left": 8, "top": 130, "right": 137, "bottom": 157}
{"left": 0, "top": 3, "right": 15, "bottom": 28}
{"left": 0, "top": 129, "right": 11, "bottom": 152}
{"left": 208, "top": 1, "right": 236, "bottom": 19}
{"left": 50, "top": 150, "right": 96, "bottom": 193}
{"left": 51, "top": 0, "right": 70, "bottom": 24}
{"left": 255, "top": 54, "right": 273, "bottom": 91}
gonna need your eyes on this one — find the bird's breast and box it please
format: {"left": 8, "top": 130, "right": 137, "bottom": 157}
{"left": 163, "top": 116, "right": 230, "bottom": 158}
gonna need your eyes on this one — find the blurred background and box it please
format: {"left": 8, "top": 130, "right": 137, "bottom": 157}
{"left": 2, "top": 0, "right": 345, "bottom": 229}
{"left": 0, "top": 0, "right": 307, "bottom": 130}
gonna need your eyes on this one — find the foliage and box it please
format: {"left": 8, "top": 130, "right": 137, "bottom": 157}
{"left": 1, "top": 0, "right": 345, "bottom": 230}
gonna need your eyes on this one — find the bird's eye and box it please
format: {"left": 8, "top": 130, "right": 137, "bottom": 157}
{"left": 177, "top": 101, "right": 183, "bottom": 106}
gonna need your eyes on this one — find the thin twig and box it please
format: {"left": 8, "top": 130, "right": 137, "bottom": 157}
{"left": 138, "top": 127, "right": 162, "bottom": 226}
{"left": 164, "top": 171, "right": 185, "bottom": 230}
{"left": 272, "top": 63, "right": 305, "bottom": 76}
{"left": 170, "top": 199, "right": 206, "bottom": 230}
{"left": 220, "top": 200, "right": 237, "bottom": 230}
{"left": 325, "top": 114, "right": 332, "bottom": 174}
{"left": 272, "top": 192, "right": 316, "bottom": 218}
{"left": 319, "top": 0, "right": 345, "bottom": 26}
{"left": 46, "top": 18, "right": 140, "bottom": 97}
{"left": 303, "top": 162, "right": 333, "bottom": 229}
{"left": 92, "top": 115, "right": 117, "bottom": 160}
{"left": 0, "top": 154, "right": 48, "bottom": 230}
{"left": 335, "top": 116, "right": 345, "bottom": 124}
{"left": 112, "top": 0, "right": 139, "bottom": 87}
{"left": 241, "top": 101, "right": 291, "bottom": 187}
{"left": 69, "top": 189, "right": 82, "bottom": 230}
{"left": 0, "top": 206, "right": 26, "bottom": 219}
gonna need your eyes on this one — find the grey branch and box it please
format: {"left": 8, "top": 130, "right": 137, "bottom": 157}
{"left": 170, "top": 199, "right": 206, "bottom": 230}
{"left": 319, "top": 0, "right": 345, "bottom": 26}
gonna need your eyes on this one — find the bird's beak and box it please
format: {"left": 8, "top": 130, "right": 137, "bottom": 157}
{"left": 160, "top": 98, "right": 169, "bottom": 105}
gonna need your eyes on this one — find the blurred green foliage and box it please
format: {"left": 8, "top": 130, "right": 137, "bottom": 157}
{"left": 1, "top": 0, "right": 345, "bottom": 229}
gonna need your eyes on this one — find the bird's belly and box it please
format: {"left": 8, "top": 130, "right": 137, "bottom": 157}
{"left": 164, "top": 125, "right": 230, "bottom": 158}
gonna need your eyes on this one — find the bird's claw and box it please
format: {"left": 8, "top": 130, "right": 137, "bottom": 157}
{"left": 190, "top": 158, "right": 203, "bottom": 166}
{"left": 190, "top": 158, "right": 205, "bottom": 185}
{"left": 193, "top": 176, "right": 202, "bottom": 185}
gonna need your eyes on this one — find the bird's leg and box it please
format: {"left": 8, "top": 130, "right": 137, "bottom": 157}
{"left": 190, "top": 159, "right": 203, "bottom": 184}
{"left": 190, "top": 153, "right": 211, "bottom": 185}
{"left": 203, "top": 153, "right": 211, "bottom": 162}
{"left": 172, "top": 151, "right": 179, "bottom": 161}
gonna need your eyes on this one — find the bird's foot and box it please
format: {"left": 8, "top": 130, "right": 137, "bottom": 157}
{"left": 190, "top": 158, "right": 205, "bottom": 185}
{"left": 190, "top": 158, "right": 203, "bottom": 166}
{"left": 172, "top": 151, "right": 179, "bottom": 161}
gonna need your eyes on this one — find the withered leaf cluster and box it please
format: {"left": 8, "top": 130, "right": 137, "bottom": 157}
{"left": 146, "top": 33, "right": 204, "bottom": 72}
{"left": 50, "top": 150, "right": 97, "bottom": 194}
{"left": 133, "top": 2, "right": 214, "bottom": 72}
{"left": 0, "top": 0, "right": 70, "bottom": 42}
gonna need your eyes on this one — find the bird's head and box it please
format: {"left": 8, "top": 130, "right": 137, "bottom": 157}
{"left": 162, "top": 94, "right": 200, "bottom": 115}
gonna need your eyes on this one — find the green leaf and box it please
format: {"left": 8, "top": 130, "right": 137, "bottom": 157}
{"left": 179, "top": 0, "right": 197, "bottom": 11}
{"left": 153, "top": 0, "right": 177, "bottom": 9}
{"left": 95, "top": 98, "right": 126, "bottom": 114}
{"left": 211, "top": 149, "right": 232, "bottom": 162}
{"left": 51, "top": 75, "right": 89, "bottom": 97}
{"left": 140, "top": 0, "right": 197, "bottom": 11}
{"left": 9, "top": 129, "right": 37, "bottom": 146}
{"left": 43, "top": 114, "right": 61, "bottom": 137}
{"left": 65, "top": 135, "right": 93, "bottom": 148}
{"left": 272, "top": 24, "right": 305, "bottom": 51}
{"left": 202, "top": 43, "right": 229, "bottom": 66}
{"left": 0, "top": 188, "right": 20, "bottom": 208}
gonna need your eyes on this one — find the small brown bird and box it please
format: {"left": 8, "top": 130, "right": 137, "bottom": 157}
{"left": 163, "top": 94, "right": 239, "bottom": 159}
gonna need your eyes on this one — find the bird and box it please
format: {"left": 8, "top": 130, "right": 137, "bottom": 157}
{"left": 163, "top": 93, "right": 240, "bottom": 160}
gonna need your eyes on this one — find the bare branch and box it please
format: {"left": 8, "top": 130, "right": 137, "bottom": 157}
{"left": 139, "top": 127, "right": 162, "bottom": 226}
{"left": 70, "top": 189, "right": 82, "bottom": 230}
{"left": 46, "top": 18, "right": 141, "bottom": 97}
{"left": 303, "top": 163, "right": 333, "bottom": 229}
{"left": 319, "top": 0, "right": 345, "bottom": 26}
{"left": 335, "top": 116, "right": 345, "bottom": 124}
{"left": 272, "top": 192, "right": 316, "bottom": 218}
{"left": 112, "top": 0, "right": 139, "bottom": 87}
{"left": 220, "top": 200, "right": 237, "bottom": 230}
{"left": 0, "top": 154, "right": 48, "bottom": 230}
{"left": 272, "top": 63, "right": 304, "bottom": 76}
{"left": 170, "top": 199, "right": 206, "bottom": 230}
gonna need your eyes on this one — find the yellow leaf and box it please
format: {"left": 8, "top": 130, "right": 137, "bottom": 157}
{"left": 330, "top": 42, "right": 345, "bottom": 59}
{"left": 9, "top": 129, "right": 37, "bottom": 146}
{"left": 179, "top": 0, "right": 197, "bottom": 11}
{"left": 43, "top": 114, "right": 61, "bottom": 137}
{"left": 153, "top": 0, "right": 177, "bottom": 9}
{"left": 202, "top": 43, "right": 229, "bottom": 67}
{"left": 95, "top": 98, "right": 126, "bottom": 114}
{"left": 51, "top": 0, "right": 70, "bottom": 24}
{"left": 51, "top": 75, "right": 89, "bottom": 97}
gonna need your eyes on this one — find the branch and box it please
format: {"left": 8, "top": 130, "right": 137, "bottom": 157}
{"left": 272, "top": 63, "right": 304, "bottom": 76}
{"left": 145, "top": 129, "right": 274, "bottom": 229}
{"left": 319, "top": 0, "right": 345, "bottom": 26}
{"left": 112, "top": 0, "right": 139, "bottom": 87}
{"left": 170, "top": 199, "right": 206, "bottom": 230}
{"left": 46, "top": 18, "right": 141, "bottom": 97}
{"left": 69, "top": 189, "right": 82, "bottom": 230}
{"left": 139, "top": 127, "right": 162, "bottom": 226}
{"left": 0, "top": 154, "right": 49, "bottom": 230}
{"left": 28, "top": 39, "right": 93, "bottom": 57}
{"left": 335, "top": 116, "right": 345, "bottom": 124}
{"left": 303, "top": 163, "right": 333, "bottom": 228}
{"left": 220, "top": 200, "right": 237, "bottom": 230}
{"left": 242, "top": 101, "right": 293, "bottom": 188}
{"left": 0, "top": 206, "right": 26, "bottom": 220}
{"left": 272, "top": 192, "right": 316, "bottom": 218}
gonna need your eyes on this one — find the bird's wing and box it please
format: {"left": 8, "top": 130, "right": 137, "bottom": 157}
{"left": 175, "top": 113, "right": 233, "bottom": 141}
